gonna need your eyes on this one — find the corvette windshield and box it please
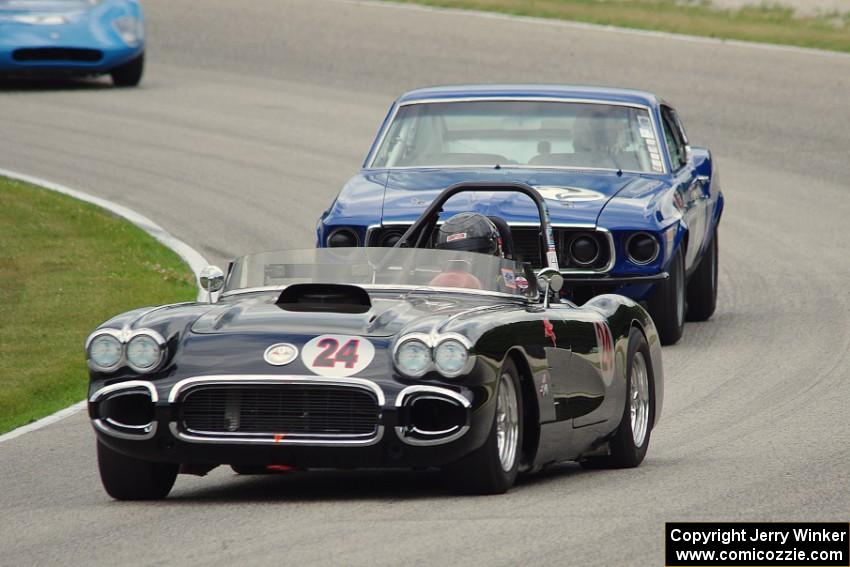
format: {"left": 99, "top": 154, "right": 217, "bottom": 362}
{"left": 370, "top": 100, "right": 662, "bottom": 173}
{"left": 224, "top": 248, "right": 530, "bottom": 297}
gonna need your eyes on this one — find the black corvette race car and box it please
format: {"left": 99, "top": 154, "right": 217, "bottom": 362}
{"left": 85, "top": 183, "right": 664, "bottom": 499}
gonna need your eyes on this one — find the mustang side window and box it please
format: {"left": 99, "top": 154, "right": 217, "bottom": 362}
{"left": 661, "top": 107, "right": 687, "bottom": 171}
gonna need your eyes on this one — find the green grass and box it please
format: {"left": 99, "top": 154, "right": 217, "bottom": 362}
{"left": 0, "top": 177, "right": 196, "bottom": 434}
{"left": 392, "top": 0, "right": 850, "bottom": 53}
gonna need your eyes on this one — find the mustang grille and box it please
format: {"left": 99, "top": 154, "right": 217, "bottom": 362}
{"left": 179, "top": 385, "right": 380, "bottom": 437}
{"left": 369, "top": 224, "right": 611, "bottom": 270}
{"left": 510, "top": 227, "right": 544, "bottom": 267}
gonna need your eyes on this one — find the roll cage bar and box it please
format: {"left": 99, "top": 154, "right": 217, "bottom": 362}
{"left": 392, "top": 181, "right": 559, "bottom": 271}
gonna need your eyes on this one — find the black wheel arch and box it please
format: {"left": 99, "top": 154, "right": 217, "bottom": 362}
{"left": 505, "top": 348, "right": 540, "bottom": 469}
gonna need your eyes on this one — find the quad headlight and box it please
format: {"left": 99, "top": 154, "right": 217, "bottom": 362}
{"left": 85, "top": 329, "right": 165, "bottom": 373}
{"left": 87, "top": 332, "right": 123, "bottom": 371}
{"left": 434, "top": 339, "right": 469, "bottom": 378}
{"left": 126, "top": 333, "right": 163, "bottom": 372}
{"left": 113, "top": 15, "right": 144, "bottom": 47}
{"left": 394, "top": 334, "right": 473, "bottom": 379}
{"left": 394, "top": 337, "right": 431, "bottom": 378}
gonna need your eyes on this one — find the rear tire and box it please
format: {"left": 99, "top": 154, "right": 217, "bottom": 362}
{"left": 97, "top": 440, "right": 177, "bottom": 500}
{"left": 648, "top": 248, "right": 685, "bottom": 345}
{"left": 581, "top": 327, "right": 653, "bottom": 469}
{"left": 111, "top": 52, "right": 144, "bottom": 87}
{"left": 686, "top": 228, "right": 718, "bottom": 321}
{"left": 444, "top": 359, "right": 523, "bottom": 495}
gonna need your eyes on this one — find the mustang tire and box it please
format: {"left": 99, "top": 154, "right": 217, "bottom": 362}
{"left": 110, "top": 52, "right": 144, "bottom": 87}
{"left": 444, "top": 359, "right": 523, "bottom": 495}
{"left": 648, "top": 248, "right": 685, "bottom": 345}
{"left": 97, "top": 440, "right": 177, "bottom": 500}
{"left": 686, "top": 228, "right": 718, "bottom": 322}
{"left": 581, "top": 327, "right": 653, "bottom": 469}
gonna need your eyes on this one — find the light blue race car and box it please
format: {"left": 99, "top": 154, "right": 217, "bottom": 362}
{"left": 0, "top": 0, "right": 145, "bottom": 86}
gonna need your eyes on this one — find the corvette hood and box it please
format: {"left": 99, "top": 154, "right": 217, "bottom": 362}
{"left": 191, "top": 290, "right": 495, "bottom": 338}
{"left": 381, "top": 168, "right": 646, "bottom": 226}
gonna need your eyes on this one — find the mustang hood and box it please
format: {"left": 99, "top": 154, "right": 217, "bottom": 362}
{"left": 191, "top": 291, "right": 493, "bottom": 338}
{"left": 381, "top": 168, "right": 647, "bottom": 226}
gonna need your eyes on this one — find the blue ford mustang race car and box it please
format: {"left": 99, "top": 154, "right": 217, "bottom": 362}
{"left": 0, "top": 0, "right": 145, "bottom": 86}
{"left": 318, "top": 85, "right": 724, "bottom": 344}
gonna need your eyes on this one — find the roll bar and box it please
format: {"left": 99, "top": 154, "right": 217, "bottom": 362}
{"left": 392, "top": 182, "right": 560, "bottom": 270}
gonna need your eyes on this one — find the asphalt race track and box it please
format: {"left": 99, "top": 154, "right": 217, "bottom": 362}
{"left": 2, "top": 1, "right": 849, "bottom": 565}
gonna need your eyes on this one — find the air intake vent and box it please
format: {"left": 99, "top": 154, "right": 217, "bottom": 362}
{"left": 277, "top": 283, "right": 371, "bottom": 314}
{"left": 13, "top": 48, "right": 103, "bottom": 63}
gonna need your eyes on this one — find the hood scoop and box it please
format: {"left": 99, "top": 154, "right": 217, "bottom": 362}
{"left": 276, "top": 284, "right": 372, "bottom": 314}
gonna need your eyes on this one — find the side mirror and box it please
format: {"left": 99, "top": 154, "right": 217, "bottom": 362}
{"left": 199, "top": 265, "right": 225, "bottom": 303}
{"left": 537, "top": 268, "right": 563, "bottom": 308}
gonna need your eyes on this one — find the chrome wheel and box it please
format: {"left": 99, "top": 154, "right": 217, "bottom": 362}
{"left": 630, "top": 352, "right": 650, "bottom": 448}
{"left": 495, "top": 372, "right": 519, "bottom": 472}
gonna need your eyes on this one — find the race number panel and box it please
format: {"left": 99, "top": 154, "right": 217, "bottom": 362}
{"left": 301, "top": 334, "right": 375, "bottom": 378}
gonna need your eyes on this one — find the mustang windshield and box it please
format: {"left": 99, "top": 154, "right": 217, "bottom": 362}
{"left": 370, "top": 100, "right": 662, "bottom": 173}
{"left": 225, "top": 248, "right": 530, "bottom": 297}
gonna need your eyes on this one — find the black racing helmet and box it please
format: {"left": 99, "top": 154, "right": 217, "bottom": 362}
{"left": 436, "top": 212, "right": 503, "bottom": 256}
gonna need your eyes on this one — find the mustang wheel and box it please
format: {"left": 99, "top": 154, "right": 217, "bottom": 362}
{"left": 110, "top": 52, "right": 144, "bottom": 87}
{"left": 97, "top": 440, "right": 177, "bottom": 500}
{"left": 686, "top": 227, "right": 718, "bottom": 321}
{"left": 444, "top": 359, "right": 523, "bottom": 494}
{"left": 581, "top": 327, "right": 653, "bottom": 469}
{"left": 648, "top": 247, "right": 685, "bottom": 345}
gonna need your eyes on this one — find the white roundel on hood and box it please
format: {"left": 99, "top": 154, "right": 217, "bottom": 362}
{"left": 534, "top": 186, "right": 606, "bottom": 203}
{"left": 264, "top": 343, "right": 299, "bottom": 366}
{"left": 302, "top": 335, "right": 375, "bottom": 378}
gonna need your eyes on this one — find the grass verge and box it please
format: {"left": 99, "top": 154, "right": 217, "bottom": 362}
{"left": 391, "top": 0, "right": 850, "bottom": 53}
{"left": 0, "top": 177, "right": 196, "bottom": 434}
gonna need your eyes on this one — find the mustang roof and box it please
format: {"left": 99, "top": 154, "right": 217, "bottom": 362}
{"left": 396, "top": 84, "right": 661, "bottom": 107}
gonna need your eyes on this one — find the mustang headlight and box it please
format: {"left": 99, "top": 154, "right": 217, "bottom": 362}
{"left": 394, "top": 338, "right": 431, "bottom": 378}
{"left": 126, "top": 333, "right": 163, "bottom": 372}
{"left": 113, "top": 16, "right": 144, "bottom": 47}
{"left": 434, "top": 339, "right": 469, "bottom": 378}
{"left": 87, "top": 333, "right": 122, "bottom": 371}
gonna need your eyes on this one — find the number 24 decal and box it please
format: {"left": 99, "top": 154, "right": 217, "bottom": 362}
{"left": 312, "top": 338, "right": 360, "bottom": 369}
{"left": 302, "top": 334, "right": 375, "bottom": 377}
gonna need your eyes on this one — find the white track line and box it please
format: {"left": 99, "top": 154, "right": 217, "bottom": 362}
{"left": 341, "top": 0, "right": 850, "bottom": 60}
{"left": 0, "top": 402, "right": 87, "bottom": 443}
{"left": 0, "top": 168, "right": 210, "bottom": 443}
{"left": 0, "top": 168, "right": 209, "bottom": 278}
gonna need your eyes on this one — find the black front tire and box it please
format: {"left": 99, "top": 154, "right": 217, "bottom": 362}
{"left": 686, "top": 228, "right": 718, "bottom": 321}
{"left": 581, "top": 327, "right": 653, "bottom": 469}
{"left": 444, "top": 359, "right": 523, "bottom": 495}
{"left": 110, "top": 52, "right": 144, "bottom": 87}
{"left": 648, "top": 248, "right": 685, "bottom": 345}
{"left": 97, "top": 440, "right": 177, "bottom": 500}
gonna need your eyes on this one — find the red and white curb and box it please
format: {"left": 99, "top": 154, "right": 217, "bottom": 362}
{"left": 0, "top": 168, "right": 209, "bottom": 443}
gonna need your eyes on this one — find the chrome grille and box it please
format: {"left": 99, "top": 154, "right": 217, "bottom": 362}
{"left": 180, "top": 385, "right": 380, "bottom": 437}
